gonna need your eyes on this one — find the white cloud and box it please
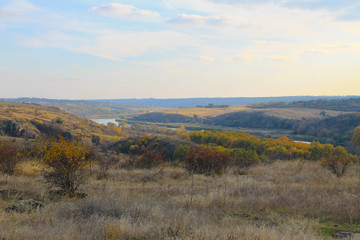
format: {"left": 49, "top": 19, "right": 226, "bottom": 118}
{"left": 267, "top": 55, "right": 298, "bottom": 62}
{"left": 251, "top": 40, "right": 267, "bottom": 44}
{"left": 91, "top": 3, "right": 160, "bottom": 19}
{"left": 167, "top": 14, "right": 247, "bottom": 27}
{"left": 73, "top": 31, "right": 196, "bottom": 61}
{"left": 199, "top": 56, "right": 215, "bottom": 61}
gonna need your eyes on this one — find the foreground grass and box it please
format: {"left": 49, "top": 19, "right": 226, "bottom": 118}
{"left": 0, "top": 161, "right": 359, "bottom": 239}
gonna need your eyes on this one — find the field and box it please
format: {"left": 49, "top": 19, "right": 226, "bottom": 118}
{"left": 153, "top": 105, "right": 347, "bottom": 120}
{"left": 1, "top": 160, "right": 360, "bottom": 239}
{"left": 160, "top": 105, "right": 248, "bottom": 117}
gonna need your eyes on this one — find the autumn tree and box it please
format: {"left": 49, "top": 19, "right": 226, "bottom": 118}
{"left": 38, "top": 137, "right": 91, "bottom": 197}
{"left": 351, "top": 126, "right": 360, "bottom": 154}
{"left": 320, "top": 146, "right": 354, "bottom": 178}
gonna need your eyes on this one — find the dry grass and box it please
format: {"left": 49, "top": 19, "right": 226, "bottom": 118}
{"left": 159, "top": 105, "right": 248, "bottom": 117}
{"left": 0, "top": 160, "right": 360, "bottom": 239}
{"left": 154, "top": 105, "right": 346, "bottom": 120}
{"left": 0, "top": 101, "right": 114, "bottom": 137}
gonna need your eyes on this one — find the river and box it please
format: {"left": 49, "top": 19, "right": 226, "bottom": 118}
{"left": 90, "top": 119, "right": 118, "bottom": 125}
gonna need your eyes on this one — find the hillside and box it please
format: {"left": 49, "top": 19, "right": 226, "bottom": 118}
{"left": 2, "top": 96, "right": 359, "bottom": 113}
{"left": 249, "top": 97, "right": 360, "bottom": 112}
{"left": 0, "top": 102, "right": 118, "bottom": 139}
{"left": 129, "top": 104, "right": 360, "bottom": 147}
{"left": 96, "top": 96, "right": 359, "bottom": 108}
{"left": 0, "top": 98, "right": 162, "bottom": 119}
{"left": 132, "top": 105, "right": 346, "bottom": 123}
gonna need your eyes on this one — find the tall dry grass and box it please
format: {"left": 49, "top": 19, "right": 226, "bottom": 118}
{"left": 0, "top": 160, "right": 359, "bottom": 239}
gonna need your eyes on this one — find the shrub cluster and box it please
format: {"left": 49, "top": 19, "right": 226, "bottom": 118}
{"left": 0, "top": 140, "right": 21, "bottom": 175}
{"left": 189, "top": 130, "right": 355, "bottom": 161}
{"left": 184, "top": 145, "right": 231, "bottom": 175}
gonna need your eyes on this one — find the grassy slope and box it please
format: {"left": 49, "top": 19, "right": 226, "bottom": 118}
{"left": 249, "top": 97, "right": 360, "bottom": 112}
{"left": 0, "top": 99, "right": 162, "bottom": 119}
{"left": 1, "top": 160, "right": 359, "bottom": 239}
{"left": 138, "top": 105, "right": 346, "bottom": 120}
{"left": 0, "top": 101, "right": 114, "bottom": 138}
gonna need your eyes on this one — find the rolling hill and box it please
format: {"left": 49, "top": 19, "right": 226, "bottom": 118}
{"left": 0, "top": 98, "right": 162, "bottom": 119}
{"left": 0, "top": 102, "right": 119, "bottom": 139}
{"left": 129, "top": 98, "right": 360, "bottom": 148}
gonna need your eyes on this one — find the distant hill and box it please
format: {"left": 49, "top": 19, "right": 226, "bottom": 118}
{"left": 2, "top": 96, "right": 358, "bottom": 118}
{"left": 295, "top": 113, "right": 360, "bottom": 146}
{"left": 128, "top": 99, "right": 360, "bottom": 148}
{"left": 0, "top": 102, "right": 119, "bottom": 139}
{"left": 0, "top": 98, "right": 161, "bottom": 119}
{"left": 95, "top": 96, "right": 359, "bottom": 108}
{"left": 249, "top": 97, "right": 360, "bottom": 112}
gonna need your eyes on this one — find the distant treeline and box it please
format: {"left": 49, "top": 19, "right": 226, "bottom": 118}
{"left": 207, "top": 112, "right": 360, "bottom": 148}
{"left": 113, "top": 130, "right": 356, "bottom": 170}
{"left": 3, "top": 96, "right": 358, "bottom": 109}
{"left": 249, "top": 98, "right": 360, "bottom": 112}
{"left": 131, "top": 111, "right": 360, "bottom": 148}
{"left": 195, "top": 104, "right": 230, "bottom": 108}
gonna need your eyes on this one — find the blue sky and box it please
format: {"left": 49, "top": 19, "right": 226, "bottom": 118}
{"left": 0, "top": 0, "right": 360, "bottom": 99}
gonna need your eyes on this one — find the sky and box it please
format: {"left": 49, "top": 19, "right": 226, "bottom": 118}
{"left": 0, "top": 0, "right": 360, "bottom": 99}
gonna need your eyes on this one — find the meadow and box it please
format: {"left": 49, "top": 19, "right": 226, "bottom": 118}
{"left": 0, "top": 159, "right": 359, "bottom": 240}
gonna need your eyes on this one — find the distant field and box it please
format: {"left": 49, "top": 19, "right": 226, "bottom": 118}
{"left": 259, "top": 108, "right": 348, "bottom": 120}
{"left": 154, "top": 105, "right": 347, "bottom": 120}
{"left": 160, "top": 105, "right": 248, "bottom": 117}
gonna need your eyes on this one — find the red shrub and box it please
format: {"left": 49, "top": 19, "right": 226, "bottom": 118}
{"left": 137, "top": 150, "right": 165, "bottom": 169}
{"left": 184, "top": 146, "right": 231, "bottom": 175}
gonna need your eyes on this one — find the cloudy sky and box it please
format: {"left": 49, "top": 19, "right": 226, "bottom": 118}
{"left": 0, "top": 0, "right": 359, "bottom": 99}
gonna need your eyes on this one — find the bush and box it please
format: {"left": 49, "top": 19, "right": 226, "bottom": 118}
{"left": 136, "top": 150, "right": 165, "bottom": 169}
{"left": 54, "top": 117, "right": 64, "bottom": 124}
{"left": 231, "top": 148, "right": 260, "bottom": 174}
{"left": 320, "top": 146, "right": 355, "bottom": 177}
{"left": 38, "top": 137, "right": 91, "bottom": 197}
{"left": 184, "top": 146, "right": 231, "bottom": 175}
{"left": 0, "top": 141, "right": 21, "bottom": 175}
{"left": 97, "top": 152, "right": 120, "bottom": 179}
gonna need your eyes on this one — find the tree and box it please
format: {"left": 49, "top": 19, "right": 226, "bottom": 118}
{"left": 38, "top": 137, "right": 91, "bottom": 197}
{"left": 351, "top": 126, "right": 360, "bottom": 154}
{"left": 320, "top": 146, "right": 354, "bottom": 178}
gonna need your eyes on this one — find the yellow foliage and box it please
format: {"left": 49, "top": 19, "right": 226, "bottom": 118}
{"left": 113, "top": 127, "right": 122, "bottom": 134}
{"left": 180, "top": 132, "right": 190, "bottom": 140}
{"left": 112, "top": 136, "right": 121, "bottom": 141}
{"left": 38, "top": 137, "right": 91, "bottom": 196}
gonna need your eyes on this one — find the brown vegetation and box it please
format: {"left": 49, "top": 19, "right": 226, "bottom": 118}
{"left": 0, "top": 140, "right": 21, "bottom": 175}
{"left": 0, "top": 160, "right": 360, "bottom": 239}
{"left": 0, "top": 101, "right": 126, "bottom": 140}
